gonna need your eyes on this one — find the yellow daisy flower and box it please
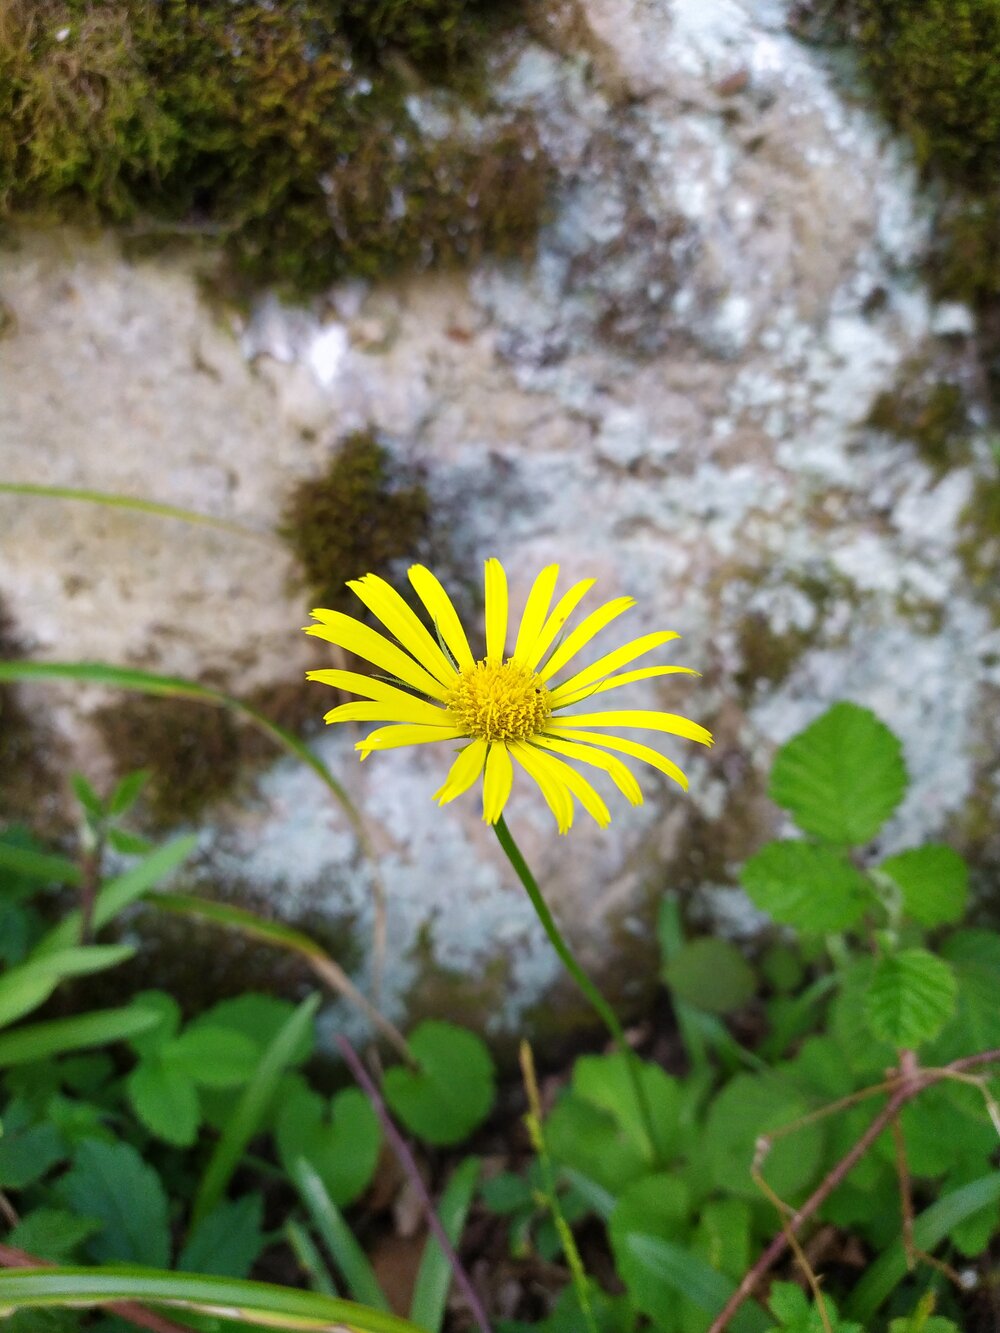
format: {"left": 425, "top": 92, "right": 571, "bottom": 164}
{"left": 305, "top": 559, "right": 712, "bottom": 833}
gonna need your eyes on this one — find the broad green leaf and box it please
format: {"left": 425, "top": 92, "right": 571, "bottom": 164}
{"left": 410, "top": 1156, "right": 481, "bottom": 1333}
{"left": 383, "top": 1021, "right": 495, "bottom": 1146}
{"left": 126, "top": 1057, "right": 201, "bottom": 1146}
{"left": 127, "top": 990, "right": 182, "bottom": 1059}
{"left": 663, "top": 938, "right": 756, "bottom": 1014}
{"left": 0, "top": 1265, "right": 422, "bottom": 1332}
{"left": 179, "top": 1195, "right": 266, "bottom": 1279}
{"left": 829, "top": 959, "right": 897, "bottom": 1074}
{"left": 609, "top": 1174, "right": 691, "bottom": 1329}
{"left": 759, "top": 944, "right": 804, "bottom": 995}
{"left": 864, "top": 949, "right": 957, "bottom": 1048}
{"left": 545, "top": 1093, "right": 649, "bottom": 1196}
{"left": 927, "top": 929, "right": 1000, "bottom": 1059}
{"left": 166, "top": 1025, "right": 260, "bottom": 1088}
{"left": 276, "top": 1086, "right": 380, "bottom": 1207}
{"left": 740, "top": 841, "right": 871, "bottom": 933}
{"left": 291, "top": 1157, "right": 390, "bottom": 1312}
{"left": 572, "top": 1051, "right": 680, "bottom": 1164}
{"left": 0, "top": 1005, "right": 160, "bottom": 1066}
{"left": 57, "top": 1139, "right": 170, "bottom": 1267}
{"left": 7, "top": 1209, "right": 102, "bottom": 1263}
{"left": 877, "top": 845, "right": 968, "bottom": 926}
{"left": 193, "top": 994, "right": 311, "bottom": 1062}
{"left": 704, "top": 1074, "right": 824, "bottom": 1200}
{"left": 621, "top": 1234, "right": 770, "bottom": 1333}
{"left": 0, "top": 1106, "right": 66, "bottom": 1187}
{"left": 768, "top": 702, "right": 906, "bottom": 844}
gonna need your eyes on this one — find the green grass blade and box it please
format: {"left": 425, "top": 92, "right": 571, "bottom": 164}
{"left": 0, "top": 1005, "right": 161, "bottom": 1066}
{"left": 193, "top": 994, "right": 321, "bottom": 1228}
{"left": 845, "top": 1172, "right": 1000, "bottom": 1321}
{"left": 624, "top": 1234, "right": 770, "bottom": 1333}
{"left": 291, "top": 1158, "right": 390, "bottom": 1313}
{"left": 0, "top": 945, "right": 134, "bottom": 1027}
{"left": 409, "top": 1156, "right": 481, "bottom": 1333}
{"left": 155, "top": 892, "right": 327, "bottom": 960}
{"left": 0, "top": 1265, "right": 423, "bottom": 1332}
{"left": 0, "top": 843, "right": 81, "bottom": 885}
{"left": 285, "top": 1220, "right": 339, "bottom": 1297}
{"left": 0, "top": 482, "right": 275, "bottom": 544}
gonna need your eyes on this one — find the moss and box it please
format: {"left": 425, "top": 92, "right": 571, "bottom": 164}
{"left": 0, "top": 0, "right": 545, "bottom": 295}
{"left": 957, "top": 474, "right": 1000, "bottom": 610}
{"left": 867, "top": 369, "right": 970, "bottom": 472}
{"left": 281, "top": 430, "right": 432, "bottom": 615}
{"left": 733, "top": 613, "right": 812, "bottom": 700}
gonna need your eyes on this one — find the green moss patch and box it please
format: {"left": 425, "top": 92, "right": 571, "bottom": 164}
{"left": 957, "top": 474, "right": 1000, "bottom": 606}
{"left": 867, "top": 365, "right": 971, "bottom": 472}
{"left": 0, "top": 0, "right": 545, "bottom": 294}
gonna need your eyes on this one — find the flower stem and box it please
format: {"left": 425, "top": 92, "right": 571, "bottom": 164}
{"left": 494, "top": 814, "right": 660, "bottom": 1165}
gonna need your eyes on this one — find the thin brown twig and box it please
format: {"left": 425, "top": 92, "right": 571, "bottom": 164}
{"left": 890, "top": 1114, "right": 916, "bottom": 1271}
{"left": 336, "top": 1035, "right": 493, "bottom": 1333}
{"left": 0, "top": 1245, "right": 193, "bottom": 1333}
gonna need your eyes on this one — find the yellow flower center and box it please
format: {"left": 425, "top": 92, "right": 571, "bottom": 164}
{"left": 448, "top": 658, "right": 552, "bottom": 743}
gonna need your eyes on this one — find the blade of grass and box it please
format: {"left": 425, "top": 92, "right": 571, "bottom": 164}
{"left": 0, "top": 1265, "right": 424, "bottom": 1332}
{"left": 0, "top": 1006, "right": 161, "bottom": 1066}
{"left": 192, "top": 994, "right": 321, "bottom": 1228}
{"left": 291, "top": 1158, "right": 389, "bottom": 1313}
{"left": 625, "top": 1235, "right": 771, "bottom": 1333}
{"left": 409, "top": 1156, "right": 481, "bottom": 1333}
{"left": 285, "top": 1220, "right": 339, "bottom": 1298}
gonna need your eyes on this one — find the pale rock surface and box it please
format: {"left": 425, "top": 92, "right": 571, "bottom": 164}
{"left": 1, "top": 0, "right": 998, "bottom": 1033}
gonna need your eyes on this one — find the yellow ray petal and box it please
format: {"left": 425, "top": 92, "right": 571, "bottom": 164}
{"left": 305, "top": 612, "right": 449, "bottom": 701}
{"left": 543, "top": 727, "right": 691, "bottom": 790}
{"left": 324, "top": 699, "right": 451, "bottom": 727}
{"left": 347, "top": 574, "right": 459, "bottom": 686}
{"left": 407, "top": 565, "right": 476, "bottom": 672}
{"left": 552, "top": 665, "right": 699, "bottom": 708}
{"left": 522, "top": 742, "right": 610, "bottom": 827}
{"left": 484, "top": 558, "right": 508, "bottom": 663}
{"left": 547, "top": 709, "right": 713, "bottom": 746}
{"left": 530, "top": 734, "right": 644, "bottom": 806}
{"left": 509, "top": 742, "right": 574, "bottom": 834}
{"left": 537, "top": 596, "right": 635, "bottom": 684}
{"left": 482, "top": 742, "right": 514, "bottom": 824}
{"left": 307, "top": 668, "right": 444, "bottom": 707}
{"left": 549, "top": 630, "right": 681, "bottom": 701}
{"left": 512, "top": 564, "right": 560, "bottom": 664}
{"left": 522, "top": 579, "right": 596, "bottom": 671}
{"left": 356, "top": 723, "right": 467, "bottom": 758}
{"left": 434, "top": 739, "right": 489, "bottom": 806}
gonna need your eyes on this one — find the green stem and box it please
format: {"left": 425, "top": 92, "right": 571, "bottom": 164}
{"left": 494, "top": 815, "right": 660, "bottom": 1165}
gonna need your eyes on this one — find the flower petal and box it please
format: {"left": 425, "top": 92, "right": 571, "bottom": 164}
{"left": 434, "top": 739, "right": 489, "bottom": 806}
{"left": 307, "top": 668, "right": 443, "bottom": 706}
{"left": 407, "top": 566, "right": 476, "bottom": 672}
{"left": 530, "top": 734, "right": 644, "bottom": 806}
{"left": 306, "top": 611, "right": 449, "bottom": 701}
{"left": 553, "top": 665, "right": 699, "bottom": 708}
{"left": 523, "top": 742, "right": 610, "bottom": 827}
{"left": 484, "top": 558, "right": 508, "bottom": 663}
{"left": 356, "top": 723, "right": 467, "bottom": 758}
{"left": 347, "top": 574, "right": 458, "bottom": 686}
{"left": 482, "top": 742, "right": 514, "bottom": 824}
{"left": 522, "top": 579, "right": 596, "bottom": 671}
{"left": 549, "top": 630, "right": 681, "bottom": 701}
{"left": 543, "top": 727, "right": 691, "bottom": 790}
{"left": 512, "top": 564, "right": 560, "bottom": 663}
{"left": 509, "top": 742, "right": 574, "bottom": 833}
{"left": 324, "top": 699, "right": 451, "bottom": 726}
{"left": 548, "top": 709, "right": 713, "bottom": 746}
{"left": 537, "top": 596, "right": 636, "bottom": 684}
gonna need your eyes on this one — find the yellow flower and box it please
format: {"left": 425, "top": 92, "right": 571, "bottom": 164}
{"left": 305, "top": 559, "right": 712, "bottom": 833}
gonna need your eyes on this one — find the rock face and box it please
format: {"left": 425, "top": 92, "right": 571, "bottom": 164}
{"left": 2, "top": 0, "right": 998, "bottom": 1035}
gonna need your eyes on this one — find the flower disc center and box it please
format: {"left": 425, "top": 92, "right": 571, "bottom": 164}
{"left": 448, "top": 659, "right": 552, "bottom": 743}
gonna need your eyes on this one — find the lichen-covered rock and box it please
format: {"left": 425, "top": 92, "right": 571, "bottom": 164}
{"left": 2, "top": 0, "right": 999, "bottom": 1037}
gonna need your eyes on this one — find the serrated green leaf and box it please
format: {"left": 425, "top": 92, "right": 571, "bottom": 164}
{"left": 663, "top": 938, "right": 756, "bottom": 1014}
{"left": 7, "top": 1210, "right": 103, "bottom": 1263}
{"left": 276, "top": 1085, "right": 380, "bottom": 1207}
{"left": 383, "top": 1021, "right": 495, "bottom": 1146}
{"left": 864, "top": 949, "right": 957, "bottom": 1048}
{"left": 768, "top": 703, "right": 906, "bottom": 844}
{"left": 179, "top": 1195, "right": 265, "bottom": 1279}
{"left": 704, "top": 1074, "right": 824, "bottom": 1201}
{"left": 878, "top": 845, "right": 968, "bottom": 926}
{"left": 741, "top": 841, "right": 871, "bottom": 933}
{"left": 126, "top": 1056, "right": 201, "bottom": 1146}
{"left": 166, "top": 1025, "right": 260, "bottom": 1089}
{"left": 57, "top": 1139, "right": 170, "bottom": 1267}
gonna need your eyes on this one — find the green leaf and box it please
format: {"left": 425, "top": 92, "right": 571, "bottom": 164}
{"left": 383, "top": 1021, "right": 495, "bottom": 1146}
{"left": 768, "top": 702, "right": 907, "bottom": 844}
{"left": 878, "top": 845, "right": 968, "bottom": 926}
{"left": 7, "top": 1209, "right": 102, "bottom": 1263}
{"left": 943, "top": 1162, "right": 1000, "bottom": 1257}
{"left": 179, "top": 1195, "right": 266, "bottom": 1280}
{"left": 57, "top": 1139, "right": 170, "bottom": 1267}
{"left": 193, "top": 994, "right": 312, "bottom": 1063}
{"left": 126, "top": 1057, "right": 201, "bottom": 1146}
{"left": 107, "top": 770, "right": 150, "bottom": 817}
{"left": 290, "top": 1157, "right": 390, "bottom": 1313}
{"left": 572, "top": 1051, "right": 680, "bottom": 1164}
{"left": 0, "top": 839, "right": 81, "bottom": 890}
{"left": 544, "top": 1094, "right": 649, "bottom": 1197}
{"left": 0, "top": 1005, "right": 160, "bottom": 1066}
{"left": 621, "top": 1234, "right": 770, "bottom": 1333}
{"left": 481, "top": 1172, "right": 533, "bottom": 1214}
{"left": 704, "top": 1074, "right": 824, "bottom": 1200}
{"left": 166, "top": 1025, "right": 260, "bottom": 1089}
{"left": 927, "top": 930, "right": 1000, "bottom": 1059}
{"left": 609, "top": 1174, "right": 691, "bottom": 1328}
{"left": 740, "top": 841, "right": 871, "bottom": 933}
{"left": 663, "top": 938, "right": 756, "bottom": 1014}
{"left": 864, "top": 949, "right": 957, "bottom": 1048}
{"left": 276, "top": 1085, "right": 380, "bottom": 1207}
{"left": 410, "top": 1156, "right": 481, "bottom": 1333}
{"left": 0, "top": 945, "right": 135, "bottom": 1029}
{"left": 105, "top": 828, "right": 153, "bottom": 856}
{"left": 0, "top": 1106, "right": 66, "bottom": 1187}
{"left": 70, "top": 774, "right": 105, "bottom": 820}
